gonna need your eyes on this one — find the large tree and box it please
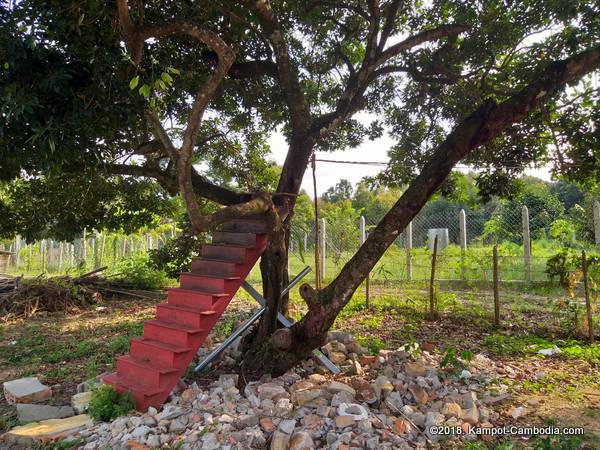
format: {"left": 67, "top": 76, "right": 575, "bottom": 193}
{"left": 2, "top": 0, "right": 599, "bottom": 373}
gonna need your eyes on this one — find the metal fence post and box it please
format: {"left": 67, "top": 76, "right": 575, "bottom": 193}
{"left": 594, "top": 200, "right": 600, "bottom": 252}
{"left": 522, "top": 205, "right": 531, "bottom": 283}
{"left": 320, "top": 218, "right": 326, "bottom": 281}
{"left": 360, "top": 216, "right": 370, "bottom": 307}
{"left": 404, "top": 221, "right": 412, "bottom": 281}
{"left": 459, "top": 209, "right": 467, "bottom": 279}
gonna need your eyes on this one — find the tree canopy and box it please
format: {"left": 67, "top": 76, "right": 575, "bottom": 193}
{"left": 1, "top": 0, "right": 599, "bottom": 372}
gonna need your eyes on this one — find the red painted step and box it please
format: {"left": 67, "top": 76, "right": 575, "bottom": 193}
{"left": 103, "top": 213, "right": 275, "bottom": 412}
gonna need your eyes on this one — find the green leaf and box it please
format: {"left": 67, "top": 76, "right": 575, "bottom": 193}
{"left": 3, "top": 62, "right": 8, "bottom": 69}
{"left": 138, "top": 84, "right": 151, "bottom": 98}
{"left": 129, "top": 76, "right": 140, "bottom": 90}
{"left": 161, "top": 72, "right": 173, "bottom": 84}
{"left": 166, "top": 67, "right": 180, "bottom": 75}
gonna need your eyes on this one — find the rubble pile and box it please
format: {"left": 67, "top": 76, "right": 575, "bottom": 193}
{"left": 72, "top": 331, "right": 509, "bottom": 449}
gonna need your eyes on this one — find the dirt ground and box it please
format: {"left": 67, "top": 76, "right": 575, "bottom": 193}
{"left": 1, "top": 287, "right": 599, "bottom": 449}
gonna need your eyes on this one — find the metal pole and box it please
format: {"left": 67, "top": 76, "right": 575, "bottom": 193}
{"left": 195, "top": 307, "right": 266, "bottom": 372}
{"left": 583, "top": 250, "right": 594, "bottom": 343}
{"left": 459, "top": 209, "right": 467, "bottom": 280}
{"left": 311, "top": 154, "right": 321, "bottom": 289}
{"left": 321, "top": 218, "right": 326, "bottom": 282}
{"left": 493, "top": 245, "right": 500, "bottom": 327}
{"left": 360, "top": 216, "right": 370, "bottom": 308}
{"left": 195, "top": 267, "right": 322, "bottom": 373}
{"left": 522, "top": 206, "right": 531, "bottom": 283}
{"left": 594, "top": 200, "right": 600, "bottom": 252}
{"left": 428, "top": 235, "right": 438, "bottom": 320}
{"left": 405, "top": 222, "right": 412, "bottom": 281}
{"left": 242, "top": 281, "right": 340, "bottom": 374}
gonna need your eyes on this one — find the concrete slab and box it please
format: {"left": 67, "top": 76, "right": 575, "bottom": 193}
{"left": 3, "top": 377, "right": 52, "bottom": 404}
{"left": 3, "top": 414, "right": 93, "bottom": 446}
{"left": 16, "top": 404, "right": 74, "bottom": 424}
{"left": 71, "top": 391, "right": 93, "bottom": 414}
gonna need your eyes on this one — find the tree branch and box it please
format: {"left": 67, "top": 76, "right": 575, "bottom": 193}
{"left": 102, "top": 162, "right": 251, "bottom": 206}
{"left": 317, "top": 44, "right": 600, "bottom": 327}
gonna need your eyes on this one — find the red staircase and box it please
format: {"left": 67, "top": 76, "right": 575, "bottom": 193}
{"left": 102, "top": 217, "right": 270, "bottom": 411}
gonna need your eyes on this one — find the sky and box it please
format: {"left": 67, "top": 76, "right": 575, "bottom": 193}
{"left": 268, "top": 131, "right": 553, "bottom": 199}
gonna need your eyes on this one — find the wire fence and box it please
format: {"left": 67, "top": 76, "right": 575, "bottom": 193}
{"left": 0, "top": 228, "right": 176, "bottom": 275}
{"left": 281, "top": 201, "right": 600, "bottom": 287}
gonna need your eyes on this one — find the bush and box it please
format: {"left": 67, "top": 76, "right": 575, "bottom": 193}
{"left": 148, "top": 232, "right": 202, "bottom": 279}
{"left": 114, "top": 253, "right": 168, "bottom": 290}
{"left": 87, "top": 385, "right": 135, "bottom": 422}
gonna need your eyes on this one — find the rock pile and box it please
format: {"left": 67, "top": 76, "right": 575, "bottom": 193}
{"left": 76, "top": 332, "right": 508, "bottom": 449}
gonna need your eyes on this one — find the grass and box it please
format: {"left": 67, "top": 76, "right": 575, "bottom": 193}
{"left": 0, "top": 300, "right": 156, "bottom": 385}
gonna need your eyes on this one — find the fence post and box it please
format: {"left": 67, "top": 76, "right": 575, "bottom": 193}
{"left": 360, "top": 216, "right": 370, "bottom": 308}
{"left": 493, "top": 245, "right": 500, "bottom": 327}
{"left": 320, "top": 218, "right": 326, "bottom": 282}
{"left": 522, "top": 206, "right": 531, "bottom": 283}
{"left": 594, "top": 200, "right": 600, "bottom": 252}
{"left": 405, "top": 221, "right": 412, "bottom": 281}
{"left": 582, "top": 250, "right": 594, "bottom": 343}
{"left": 459, "top": 209, "right": 467, "bottom": 279}
{"left": 58, "top": 242, "right": 64, "bottom": 271}
{"left": 303, "top": 232, "right": 308, "bottom": 252}
{"left": 14, "top": 235, "right": 21, "bottom": 270}
{"left": 428, "top": 235, "right": 439, "bottom": 320}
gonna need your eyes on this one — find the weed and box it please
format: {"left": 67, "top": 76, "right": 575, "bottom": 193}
{"left": 440, "top": 347, "right": 473, "bottom": 376}
{"left": 87, "top": 385, "right": 135, "bottom": 422}
{"left": 355, "top": 335, "right": 385, "bottom": 355}
{"left": 533, "top": 435, "right": 583, "bottom": 450}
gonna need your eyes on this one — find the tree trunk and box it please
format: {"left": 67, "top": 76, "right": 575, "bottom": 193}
{"left": 243, "top": 46, "right": 600, "bottom": 376}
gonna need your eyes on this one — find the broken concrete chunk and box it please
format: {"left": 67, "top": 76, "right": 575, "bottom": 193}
{"left": 16, "top": 404, "right": 74, "bottom": 424}
{"left": 4, "top": 414, "right": 93, "bottom": 446}
{"left": 71, "top": 391, "right": 93, "bottom": 414}
{"left": 3, "top": 377, "right": 52, "bottom": 404}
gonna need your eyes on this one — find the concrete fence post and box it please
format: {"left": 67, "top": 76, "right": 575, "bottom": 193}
{"left": 459, "top": 209, "right": 467, "bottom": 279}
{"left": 303, "top": 232, "right": 308, "bottom": 252}
{"left": 405, "top": 221, "right": 413, "bottom": 281}
{"left": 594, "top": 200, "right": 600, "bottom": 252}
{"left": 522, "top": 205, "right": 531, "bottom": 283}
{"left": 320, "top": 218, "right": 326, "bottom": 281}
{"left": 15, "top": 235, "right": 21, "bottom": 270}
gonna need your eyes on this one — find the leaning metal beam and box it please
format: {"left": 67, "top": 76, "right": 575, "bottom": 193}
{"left": 195, "top": 307, "right": 266, "bottom": 372}
{"left": 242, "top": 277, "right": 340, "bottom": 374}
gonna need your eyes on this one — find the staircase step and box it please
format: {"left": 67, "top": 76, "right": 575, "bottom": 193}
{"left": 212, "top": 231, "right": 265, "bottom": 247}
{"left": 130, "top": 337, "right": 192, "bottom": 370}
{"left": 105, "top": 210, "right": 274, "bottom": 412}
{"left": 144, "top": 320, "right": 207, "bottom": 347}
{"left": 220, "top": 219, "right": 268, "bottom": 233}
{"left": 157, "top": 303, "right": 217, "bottom": 328}
{"left": 167, "top": 288, "right": 227, "bottom": 309}
{"left": 101, "top": 373, "right": 166, "bottom": 412}
{"left": 190, "top": 258, "right": 247, "bottom": 278}
{"left": 201, "top": 244, "right": 260, "bottom": 262}
{"left": 179, "top": 273, "right": 240, "bottom": 293}
{"left": 116, "top": 355, "right": 180, "bottom": 389}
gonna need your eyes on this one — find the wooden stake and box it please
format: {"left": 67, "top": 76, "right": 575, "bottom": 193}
{"left": 428, "top": 235, "right": 438, "bottom": 320}
{"left": 493, "top": 245, "right": 500, "bottom": 327}
{"left": 582, "top": 250, "right": 594, "bottom": 343}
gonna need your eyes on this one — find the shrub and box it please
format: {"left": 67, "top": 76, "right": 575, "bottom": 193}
{"left": 114, "top": 253, "right": 168, "bottom": 290}
{"left": 148, "top": 232, "right": 202, "bottom": 279}
{"left": 87, "top": 385, "right": 135, "bottom": 422}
